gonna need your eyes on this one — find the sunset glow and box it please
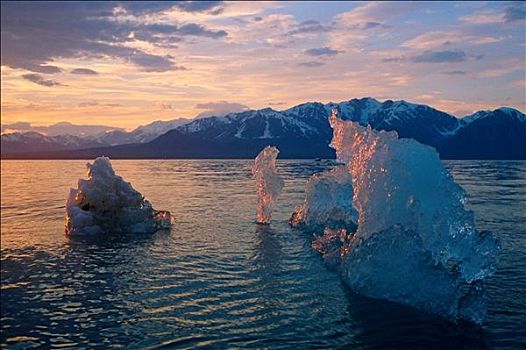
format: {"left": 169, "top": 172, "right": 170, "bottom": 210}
{"left": 1, "top": 3, "right": 525, "bottom": 348}
{"left": 1, "top": 1, "right": 525, "bottom": 130}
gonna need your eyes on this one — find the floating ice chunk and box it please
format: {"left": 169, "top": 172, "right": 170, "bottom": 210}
{"left": 342, "top": 225, "right": 474, "bottom": 321}
{"left": 312, "top": 228, "right": 351, "bottom": 270}
{"left": 65, "top": 157, "right": 172, "bottom": 236}
{"left": 252, "top": 146, "right": 284, "bottom": 224}
{"left": 290, "top": 166, "right": 357, "bottom": 232}
{"left": 329, "top": 108, "right": 499, "bottom": 280}
{"left": 307, "top": 109, "right": 499, "bottom": 324}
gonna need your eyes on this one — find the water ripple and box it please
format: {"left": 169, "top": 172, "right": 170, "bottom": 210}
{"left": 1, "top": 160, "right": 525, "bottom": 349}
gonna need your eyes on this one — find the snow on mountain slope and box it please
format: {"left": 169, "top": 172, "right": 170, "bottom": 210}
{"left": 440, "top": 107, "right": 526, "bottom": 159}
{"left": 460, "top": 107, "right": 526, "bottom": 126}
{"left": 0, "top": 98, "right": 465, "bottom": 154}
{"left": 1, "top": 132, "right": 108, "bottom": 154}
{"left": 0, "top": 121, "right": 124, "bottom": 137}
{"left": 326, "top": 97, "right": 383, "bottom": 124}
{"left": 129, "top": 118, "right": 191, "bottom": 142}
{"left": 175, "top": 97, "right": 460, "bottom": 148}
{"left": 1, "top": 118, "right": 192, "bottom": 151}
{"left": 96, "top": 118, "right": 191, "bottom": 145}
{"left": 177, "top": 108, "right": 320, "bottom": 140}
{"left": 3, "top": 98, "right": 524, "bottom": 159}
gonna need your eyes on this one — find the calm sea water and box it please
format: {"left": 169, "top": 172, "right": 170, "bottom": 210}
{"left": 1, "top": 160, "right": 525, "bottom": 350}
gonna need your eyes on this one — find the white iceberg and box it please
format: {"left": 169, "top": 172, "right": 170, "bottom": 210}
{"left": 65, "top": 157, "right": 172, "bottom": 236}
{"left": 304, "top": 109, "right": 499, "bottom": 324}
{"left": 252, "top": 146, "right": 284, "bottom": 224}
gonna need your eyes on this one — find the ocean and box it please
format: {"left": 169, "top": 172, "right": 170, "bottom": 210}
{"left": 1, "top": 159, "right": 525, "bottom": 349}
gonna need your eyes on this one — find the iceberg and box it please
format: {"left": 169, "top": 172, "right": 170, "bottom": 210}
{"left": 65, "top": 157, "right": 172, "bottom": 236}
{"left": 304, "top": 108, "right": 499, "bottom": 324}
{"left": 252, "top": 146, "right": 284, "bottom": 224}
{"left": 290, "top": 166, "right": 357, "bottom": 232}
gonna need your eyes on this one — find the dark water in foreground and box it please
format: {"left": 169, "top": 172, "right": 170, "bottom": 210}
{"left": 1, "top": 160, "right": 525, "bottom": 349}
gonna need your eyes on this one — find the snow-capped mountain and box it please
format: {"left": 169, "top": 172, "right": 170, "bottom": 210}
{"left": 459, "top": 107, "right": 526, "bottom": 126}
{"left": 440, "top": 107, "right": 526, "bottom": 159}
{"left": 0, "top": 132, "right": 108, "bottom": 155}
{"left": 175, "top": 98, "right": 459, "bottom": 148}
{"left": 132, "top": 119, "right": 191, "bottom": 142}
{"left": 337, "top": 99, "right": 459, "bottom": 147}
{"left": 177, "top": 107, "right": 323, "bottom": 140}
{"left": 0, "top": 121, "right": 124, "bottom": 137}
{"left": 1, "top": 118, "right": 192, "bottom": 154}
{"left": 114, "top": 98, "right": 522, "bottom": 159}
{"left": 96, "top": 118, "right": 191, "bottom": 145}
{"left": 2, "top": 98, "right": 524, "bottom": 159}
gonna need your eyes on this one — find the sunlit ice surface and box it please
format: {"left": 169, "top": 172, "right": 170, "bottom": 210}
{"left": 1, "top": 159, "right": 526, "bottom": 349}
{"left": 65, "top": 157, "right": 172, "bottom": 236}
{"left": 325, "top": 110, "right": 499, "bottom": 324}
{"left": 252, "top": 146, "right": 284, "bottom": 225}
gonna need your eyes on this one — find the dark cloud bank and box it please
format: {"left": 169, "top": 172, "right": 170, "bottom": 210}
{"left": 0, "top": 1, "right": 226, "bottom": 75}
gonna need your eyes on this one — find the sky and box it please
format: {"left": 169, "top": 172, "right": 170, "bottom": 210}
{"left": 1, "top": 1, "right": 525, "bottom": 130}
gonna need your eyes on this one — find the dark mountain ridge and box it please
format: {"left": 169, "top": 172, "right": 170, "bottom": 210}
{"left": 2, "top": 98, "right": 524, "bottom": 159}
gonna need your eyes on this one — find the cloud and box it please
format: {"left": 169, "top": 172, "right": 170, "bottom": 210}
{"left": 0, "top": 2, "right": 227, "bottom": 73}
{"left": 382, "top": 57, "right": 403, "bottom": 63}
{"left": 160, "top": 103, "right": 173, "bottom": 110}
{"left": 412, "top": 50, "right": 466, "bottom": 63}
{"left": 362, "top": 21, "right": 386, "bottom": 30}
{"left": 128, "top": 53, "right": 180, "bottom": 72}
{"left": 78, "top": 101, "right": 123, "bottom": 108}
{"left": 460, "top": 3, "right": 525, "bottom": 24}
{"left": 21, "top": 73, "right": 64, "bottom": 87}
{"left": 453, "top": 110, "right": 475, "bottom": 118}
{"left": 442, "top": 70, "right": 467, "bottom": 75}
{"left": 326, "top": 2, "right": 417, "bottom": 49}
{"left": 460, "top": 11, "right": 503, "bottom": 24}
{"left": 298, "top": 61, "right": 325, "bottom": 67}
{"left": 120, "top": 1, "right": 224, "bottom": 14}
{"left": 77, "top": 101, "right": 99, "bottom": 107}
{"left": 1, "top": 2, "right": 524, "bottom": 126}
{"left": 336, "top": 2, "right": 416, "bottom": 27}
{"left": 478, "top": 67, "right": 521, "bottom": 78}
{"left": 194, "top": 101, "right": 250, "bottom": 118}
{"left": 173, "top": 1, "right": 224, "bottom": 14}
{"left": 71, "top": 68, "right": 98, "bottom": 75}
{"left": 28, "top": 65, "right": 62, "bottom": 74}
{"left": 226, "top": 13, "right": 296, "bottom": 46}
{"left": 286, "top": 20, "right": 333, "bottom": 36}
{"left": 504, "top": 2, "right": 526, "bottom": 23}
{"left": 176, "top": 23, "right": 227, "bottom": 38}
{"left": 1, "top": 121, "right": 33, "bottom": 133}
{"left": 403, "top": 31, "right": 500, "bottom": 50}
{"left": 305, "top": 47, "right": 342, "bottom": 56}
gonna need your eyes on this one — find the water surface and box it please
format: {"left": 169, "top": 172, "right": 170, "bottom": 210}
{"left": 1, "top": 160, "right": 525, "bottom": 349}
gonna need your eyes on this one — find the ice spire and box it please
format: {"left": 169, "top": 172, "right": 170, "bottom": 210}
{"left": 252, "top": 146, "right": 284, "bottom": 224}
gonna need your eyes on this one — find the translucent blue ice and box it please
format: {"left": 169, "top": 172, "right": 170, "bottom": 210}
{"left": 305, "top": 109, "right": 499, "bottom": 324}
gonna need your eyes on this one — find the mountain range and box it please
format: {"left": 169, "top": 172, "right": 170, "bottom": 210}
{"left": 1, "top": 118, "right": 190, "bottom": 154}
{"left": 2, "top": 98, "right": 525, "bottom": 159}
{"left": 0, "top": 121, "right": 124, "bottom": 137}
